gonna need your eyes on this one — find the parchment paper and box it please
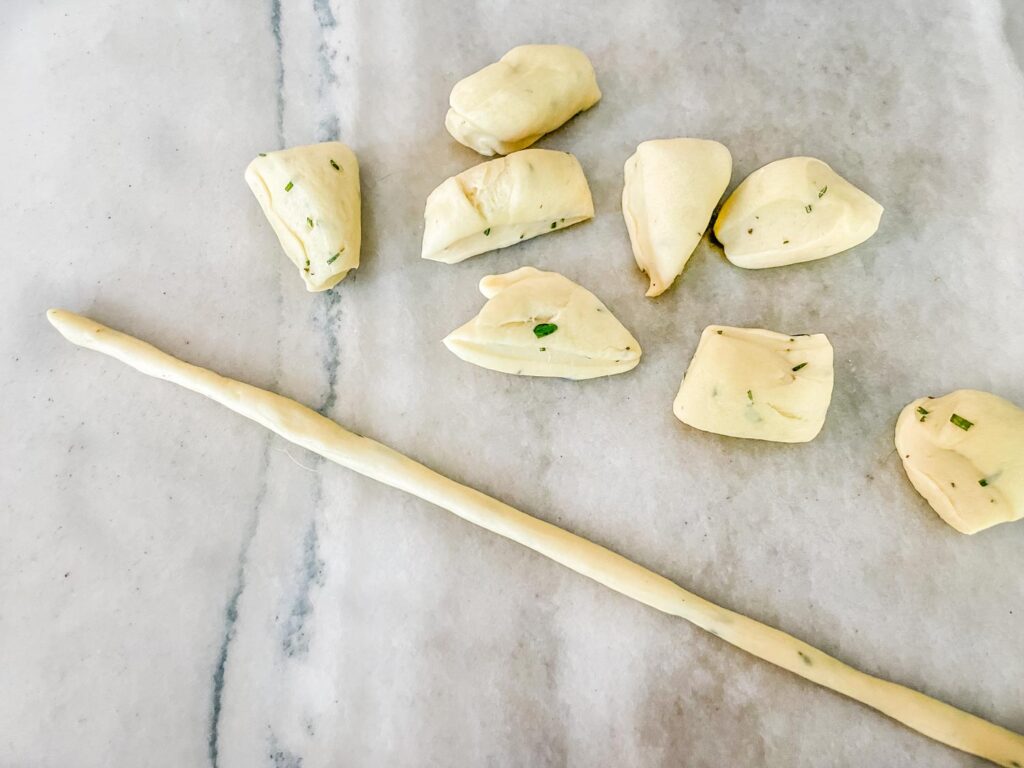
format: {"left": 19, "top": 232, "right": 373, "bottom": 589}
{"left": 1, "top": 1, "right": 1023, "bottom": 765}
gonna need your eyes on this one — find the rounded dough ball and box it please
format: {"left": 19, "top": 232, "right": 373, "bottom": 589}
{"left": 895, "top": 389, "right": 1024, "bottom": 534}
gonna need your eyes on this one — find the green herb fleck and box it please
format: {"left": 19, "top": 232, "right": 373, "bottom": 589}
{"left": 550, "top": 221, "right": 557, "bottom": 229}
{"left": 533, "top": 323, "right": 558, "bottom": 339}
{"left": 330, "top": 159, "right": 340, "bottom": 171}
{"left": 716, "top": 330, "right": 723, "bottom": 335}
{"left": 747, "top": 228, "right": 753, "bottom": 234}
{"left": 307, "top": 217, "right": 314, "bottom": 229}
{"left": 783, "top": 239, "right": 790, "bottom": 244}
{"left": 797, "top": 650, "right": 813, "bottom": 666}
{"left": 258, "top": 152, "right": 267, "bottom": 157}
{"left": 979, "top": 478, "right": 989, "bottom": 487}
{"left": 917, "top": 406, "right": 930, "bottom": 422}
{"left": 483, "top": 228, "right": 491, "bottom": 236}
{"left": 747, "top": 389, "right": 754, "bottom": 402}
{"left": 804, "top": 204, "right": 813, "bottom": 213}
{"left": 818, "top": 185, "right": 828, "bottom": 198}
{"left": 284, "top": 181, "right": 294, "bottom": 192}
{"left": 303, "top": 257, "right": 310, "bottom": 273}
{"left": 327, "top": 251, "right": 341, "bottom": 265}
{"left": 792, "top": 362, "right": 807, "bottom": 372}
{"left": 539, "top": 347, "right": 546, "bottom": 352}
{"left": 950, "top": 413, "right": 973, "bottom": 431}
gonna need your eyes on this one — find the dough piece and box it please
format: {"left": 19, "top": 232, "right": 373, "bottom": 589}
{"left": 245, "top": 142, "right": 361, "bottom": 291}
{"left": 713, "top": 156, "right": 882, "bottom": 269}
{"left": 421, "top": 149, "right": 594, "bottom": 264}
{"left": 46, "top": 308, "right": 1024, "bottom": 768}
{"left": 674, "top": 326, "right": 834, "bottom": 443}
{"left": 622, "top": 138, "right": 732, "bottom": 296}
{"left": 895, "top": 389, "right": 1024, "bottom": 534}
{"left": 445, "top": 44, "right": 601, "bottom": 156}
{"left": 443, "top": 267, "right": 640, "bottom": 379}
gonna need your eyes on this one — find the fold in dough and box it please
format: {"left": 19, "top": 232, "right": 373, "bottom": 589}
{"left": 444, "top": 267, "right": 641, "bottom": 379}
{"left": 622, "top": 138, "right": 732, "bottom": 296}
{"left": 445, "top": 44, "right": 601, "bottom": 156}
{"left": 421, "top": 149, "right": 594, "bottom": 264}
{"left": 673, "top": 326, "right": 834, "bottom": 443}
{"left": 713, "top": 156, "right": 882, "bottom": 269}
{"left": 245, "top": 142, "right": 361, "bottom": 292}
{"left": 895, "top": 389, "right": 1024, "bottom": 534}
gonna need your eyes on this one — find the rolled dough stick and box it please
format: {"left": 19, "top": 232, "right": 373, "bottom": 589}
{"left": 46, "top": 308, "right": 1024, "bottom": 768}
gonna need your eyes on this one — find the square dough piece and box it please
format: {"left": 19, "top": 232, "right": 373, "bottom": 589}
{"left": 673, "top": 326, "right": 834, "bottom": 443}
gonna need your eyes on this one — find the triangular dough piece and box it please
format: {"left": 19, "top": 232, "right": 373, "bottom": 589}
{"left": 444, "top": 267, "right": 641, "bottom": 379}
{"left": 713, "top": 156, "right": 882, "bottom": 269}
{"left": 421, "top": 149, "right": 593, "bottom": 264}
{"left": 622, "top": 138, "right": 732, "bottom": 296}
{"left": 245, "top": 142, "right": 360, "bottom": 291}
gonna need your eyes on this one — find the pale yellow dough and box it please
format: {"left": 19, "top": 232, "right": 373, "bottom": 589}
{"left": 445, "top": 44, "right": 601, "bottom": 156}
{"left": 46, "top": 309, "right": 1024, "bottom": 768}
{"left": 674, "top": 326, "right": 834, "bottom": 443}
{"left": 443, "top": 267, "right": 640, "bottom": 379}
{"left": 622, "top": 138, "right": 732, "bottom": 296}
{"left": 421, "top": 149, "right": 593, "bottom": 264}
{"left": 714, "top": 156, "right": 882, "bottom": 269}
{"left": 245, "top": 142, "right": 360, "bottom": 292}
{"left": 895, "top": 389, "right": 1024, "bottom": 534}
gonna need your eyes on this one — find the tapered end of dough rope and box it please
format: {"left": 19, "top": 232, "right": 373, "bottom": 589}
{"left": 47, "top": 308, "right": 101, "bottom": 348}
{"left": 47, "top": 308, "right": 75, "bottom": 336}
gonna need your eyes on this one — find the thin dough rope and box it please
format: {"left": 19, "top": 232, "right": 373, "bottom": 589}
{"left": 46, "top": 309, "right": 1024, "bottom": 768}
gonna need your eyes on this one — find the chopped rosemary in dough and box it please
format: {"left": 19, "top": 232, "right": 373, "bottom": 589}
{"left": 421, "top": 149, "right": 593, "bottom": 264}
{"left": 673, "top": 325, "right": 834, "bottom": 443}
{"left": 245, "top": 142, "right": 360, "bottom": 292}
{"left": 445, "top": 44, "right": 601, "bottom": 156}
{"left": 622, "top": 138, "right": 732, "bottom": 296}
{"left": 895, "top": 389, "right": 1024, "bottom": 534}
{"left": 443, "top": 267, "right": 640, "bottom": 379}
{"left": 713, "top": 156, "right": 882, "bottom": 269}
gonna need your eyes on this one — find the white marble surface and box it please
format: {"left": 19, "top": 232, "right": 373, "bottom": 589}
{"left": 3, "top": 1, "right": 1024, "bottom": 766}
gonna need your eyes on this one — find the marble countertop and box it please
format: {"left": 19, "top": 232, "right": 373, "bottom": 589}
{"left": 3, "top": 1, "right": 1024, "bottom": 766}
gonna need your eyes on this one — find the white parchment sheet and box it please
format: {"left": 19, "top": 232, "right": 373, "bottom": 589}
{"left": 1, "top": 1, "right": 1022, "bottom": 765}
